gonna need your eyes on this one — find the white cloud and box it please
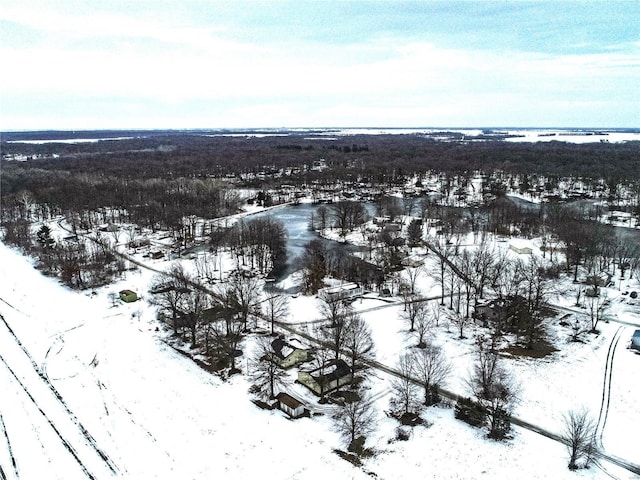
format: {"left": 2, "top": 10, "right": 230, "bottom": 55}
{"left": 1, "top": 3, "right": 638, "bottom": 128}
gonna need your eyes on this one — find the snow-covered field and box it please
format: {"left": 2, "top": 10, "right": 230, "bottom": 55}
{"left": 1, "top": 233, "right": 639, "bottom": 479}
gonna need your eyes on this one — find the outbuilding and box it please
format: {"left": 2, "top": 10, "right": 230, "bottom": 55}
{"left": 275, "top": 392, "right": 307, "bottom": 418}
{"left": 119, "top": 289, "right": 138, "bottom": 303}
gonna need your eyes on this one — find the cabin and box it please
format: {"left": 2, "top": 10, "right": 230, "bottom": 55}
{"left": 275, "top": 392, "right": 307, "bottom": 418}
{"left": 297, "top": 359, "right": 352, "bottom": 396}
{"left": 630, "top": 330, "right": 640, "bottom": 352}
{"left": 119, "top": 289, "right": 138, "bottom": 303}
{"left": 269, "top": 337, "right": 309, "bottom": 369}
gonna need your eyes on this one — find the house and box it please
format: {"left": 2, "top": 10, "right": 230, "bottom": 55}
{"left": 297, "top": 359, "right": 352, "bottom": 396}
{"left": 321, "top": 283, "right": 364, "bottom": 302}
{"left": 473, "top": 295, "right": 527, "bottom": 329}
{"left": 630, "top": 330, "right": 640, "bottom": 352}
{"left": 270, "top": 337, "right": 309, "bottom": 369}
{"left": 401, "top": 256, "right": 424, "bottom": 268}
{"left": 508, "top": 242, "right": 532, "bottom": 255}
{"left": 474, "top": 298, "right": 508, "bottom": 326}
{"left": 275, "top": 392, "right": 307, "bottom": 418}
{"left": 150, "top": 250, "right": 164, "bottom": 260}
{"left": 119, "top": 289, "right": 138, "bottom": 303}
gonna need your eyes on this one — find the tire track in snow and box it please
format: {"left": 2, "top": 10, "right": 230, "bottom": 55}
{"left": 0, "top": 413, "right": 18, "bottom": 479}
{"left": 595, "top": 326, "right": 623, "bottom": 450}
{"left": 0, "top": 312, "right": 118, "bottom": 475}
{"left": 0, "top": 352, "right": 96, "bottom": 480}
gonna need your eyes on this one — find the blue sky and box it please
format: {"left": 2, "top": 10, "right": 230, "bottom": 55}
{"left": 1, "top": 0, "right": 638, "bottom": 130}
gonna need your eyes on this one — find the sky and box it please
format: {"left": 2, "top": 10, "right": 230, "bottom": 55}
{"left": 1, "top": 0, "right": 639, "bottom": 130}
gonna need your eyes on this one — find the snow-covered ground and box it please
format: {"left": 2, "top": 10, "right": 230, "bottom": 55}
{"left": 1, "top": 227, "right": 639, "bottom": 479}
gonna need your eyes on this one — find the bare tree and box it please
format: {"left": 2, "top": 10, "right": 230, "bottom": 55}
{"left": 569, "top": 316, "right": 590, "bottom": 343}
{"left": 403, "top": 266, "right": 424, "bottom": 295}
{"left": 225, "top": 273, "right": 261, "bottom": 330}
{"left": 343, "top": 312, "right": 376, "bottom": 372}
{"left": 183, "top": 287, "right": 210, "bottom": 348}
{"left": 319, "top": 292, "right": 351, "bottom": 326}
{"left": 450, "top": 311, "right": 470, "bottom": 340}
{"left": 249, "top": 337, "right": 290, "bottom": 400}
{"left": 585, "top": 292, "right": 609, "bottom": 333}
{"left": 332, "top": 393, "right": 377, "bottom": 454}
{"left": 561, "top": 409, "right": 598, "bottom": 470}
{"left": 402, "top": 299, "right": 428, "bottom": 332}
{"left": 150, "top": 263, "right": 191, "bottom": 335}
{"left": 298, "top": 239, "right": 327, "bottom": 294}
{"left": 390, "top": 353, "right": 420, "bottom": 417}
{"left": 262, "top": 293, "right": 289, "bottom": 335}
{"left": 426, "top": 233, "right": 455, "bottom": 306}
{"left": 413, "top": 307, "right": 434, "bottom": 348}
{"left": 317, "top": 317, "right": 349, "bottom": 361}
{"left": 467, "top": 337, "right": 518, "bottom": 439}
{"left": 208, "top": 314, "right": 244, "bottom": 372}
{"left": 413, "top": 342, "right": 452, "bottom": 405}
{"left": 331, "top": 201, "right": 369, "bottom": 238}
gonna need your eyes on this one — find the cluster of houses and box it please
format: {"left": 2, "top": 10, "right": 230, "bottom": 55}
{"left": 264, "top": 336, "right": 354, "bottom": 419}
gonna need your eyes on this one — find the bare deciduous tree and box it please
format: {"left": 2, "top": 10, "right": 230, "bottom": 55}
{"left": 450, "top": 311, "right": 471, "bottom": 340}
{"left": 561, "top": 409, "right": 598, "bottom": 470}
{"left": 332, "top": 393, "right": 377, "bottom": 454}
{"left": 390, "top": 353, "right": 420, "bottom": 417}
{"left": 413, "top": 342, "right": 452, "bottom": 405}
{"left": 262, "top": 293, "right": 289, "bottom": 335}
{"left": 402, "top": 299, "right": 428, "bottom": 333}
{"left": 403, "top": 266, "right": 424, "bottom": 295}
{"left": 225, "top": 273, "right": 261, "bottom": 330}
{"left": 585, "top": 292, "right": 609, "bottom": 333}
{"left": 467, "top": 337, "right": 518, "bottom": 439}
{"left": 343, "top": 312, "right": 376, "bottom": 372}
{"left": 413, "top": 307, "right": 434, "bottom": 348}
{"left": 249, "top": 337, "right": 290, "bottom": 400}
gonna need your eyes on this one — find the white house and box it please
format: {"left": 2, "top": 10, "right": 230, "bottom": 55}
{"left": 508, "top": 240, "right": 533, "bottom": 255}
{"left": 321, "top": 283, "right": 363, "bottom": 302}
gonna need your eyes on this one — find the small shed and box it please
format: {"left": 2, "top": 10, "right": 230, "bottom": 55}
{"left": 630, "top": 330, "right": 640, "bottom": 352}
{"left": 275, "top": 392, "right": 307, "bottom": 418}
{"left": 119, "top": 289, "right": 138, "bottom": 303}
